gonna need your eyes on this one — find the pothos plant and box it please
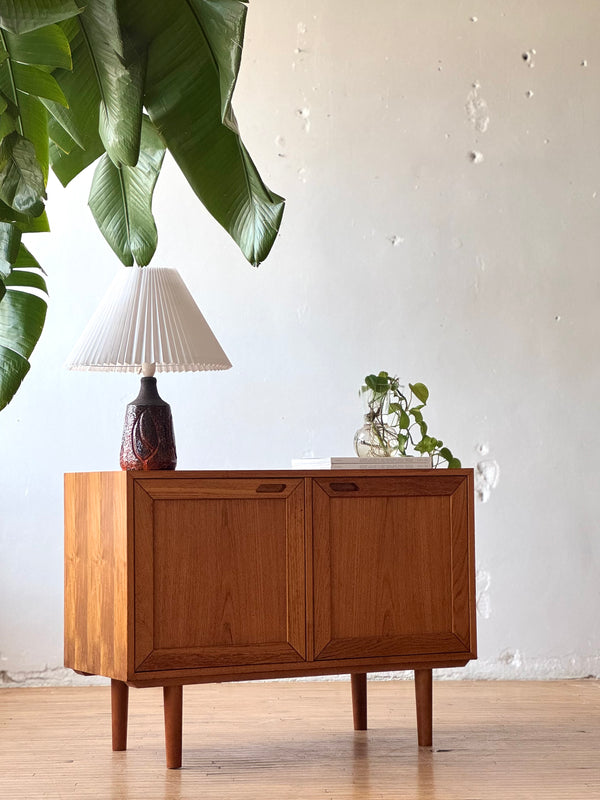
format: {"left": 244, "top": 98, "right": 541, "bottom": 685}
{"left": 0, "top": 0, "right": 284, "bottom": 411}
{"left": 359, "top": 371, "right": 461, "bottom": 468}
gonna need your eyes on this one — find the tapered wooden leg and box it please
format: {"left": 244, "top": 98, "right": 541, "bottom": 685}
{"left": 163, "top": 685, "right": 183, "bottom": 769}
{"left": 111, "top": 679, "right": 129, "bottom": 752}
{"left": 351, "top": 673, "right": 367, "bottom": 730}
{"left": 414, "top": 669, "right": 433, "bottom": 747}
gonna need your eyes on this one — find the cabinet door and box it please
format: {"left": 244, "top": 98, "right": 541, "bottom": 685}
{"left": 311, "top": 473, "right": 474, "bottom": 661}
{"left": 133, "top": 478, "right": 305, "bottom": 673}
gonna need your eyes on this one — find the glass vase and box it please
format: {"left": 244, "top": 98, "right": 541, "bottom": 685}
{"left": 353, "top": 415, "right": 396, "bottom": 457}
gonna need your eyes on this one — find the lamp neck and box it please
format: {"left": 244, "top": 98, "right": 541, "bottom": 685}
{"left": 131, "top": 376, "right": 169, "bottom": 407}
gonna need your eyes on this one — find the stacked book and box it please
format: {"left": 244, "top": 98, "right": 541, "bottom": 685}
{"left": 291, "top": 456, "right": 432, "bottom": 469}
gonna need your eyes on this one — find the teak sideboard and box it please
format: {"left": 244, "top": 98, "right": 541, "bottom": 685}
{"left": 64, "top": 469, "right": 476, "bottom": 768}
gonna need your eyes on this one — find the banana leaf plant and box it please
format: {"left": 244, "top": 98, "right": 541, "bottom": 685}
{"left": 0, "top": 0, "right": 285, "bottom": 410}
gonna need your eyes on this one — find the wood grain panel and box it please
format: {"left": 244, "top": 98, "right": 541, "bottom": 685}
{"left": 330, "top": 495, "right": 452, "bottom": 636}
{"left": 153, "top": 497, "right": 289, "bottom": 648}
{"left": 133, "top": 479, "right": 306, "bottom": 673}
{"left": 312, "top": 475, "right": 473, "bottom": 661}
{"left": 64, "top": 471, "right": 129, "bottom": 680}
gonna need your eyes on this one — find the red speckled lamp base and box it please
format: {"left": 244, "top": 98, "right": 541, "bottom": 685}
{"left": 119, "top": 377, "right": 177, "bottom": 470}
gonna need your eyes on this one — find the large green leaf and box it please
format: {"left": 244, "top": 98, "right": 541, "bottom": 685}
{"left": 0, "top": 344, "right": 29, "bottom": 409}
{"left": 0, "top": 131, "right": 46, "bottom": 215}
{"left": 49, "top": 2, "right": 145, "bottom": 184}
{"left": 13, "top": 62, "right": 67, "bottom": 105}
{"left": 75, "top": 0, "right": 144, "bottom": 167}
{"left": 189, "top": 0, "right": 248, "bottom": 129}
{"left": 88, "top": 116, "right": 165, "bottom": 266}
{"left": 0, "top": 200, "right": 50, "bottom": 231}
{"left": 46, "top": 113, "right": 76, "bottom": 153}
{"left": 47, "top": 20, "right": 104, "bottom": 184}
{"left": 0, "top": 27, "right": 54, "bottom": 183}
{"left": 0, "top": 236, "right": 47, "bottom": 410}
{"left": 2, "top": 24, "right": 71, "bottom": 68}
{"left": 49, "top": 138, "right": 101, "bottom": 185}
{"left": 0, "top": 0, "right": 81, "bottom": 35}
{"left": 121, "top": 0, "right": 284, "bottom": 266}
{"left": 15, "top": 91, "right": 49, "bottom": 180}
{"left": 0, "top": 219, "right": 20, "bottom": 277}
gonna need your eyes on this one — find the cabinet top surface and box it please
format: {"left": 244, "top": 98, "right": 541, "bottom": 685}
{"left": 65, "top": 468, "right": 474, "bottom": 479}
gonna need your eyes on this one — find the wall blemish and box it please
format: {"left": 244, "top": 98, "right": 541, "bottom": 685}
{"left": 522, "top": 49, "right": 536, "bottom": 68}
{"left": 292, "top": 22, "right": 308, "bottom": 72}
{"left": 476, "top": 458, "right": 500, "bottom": 502}
{"left": 469, "top": 150, "right": 484, "bottom": 164}
{"left": 466, "top": 83, "right": 490, "bottom": 133}
{"left": 476, "top": 569, "right": 492, "bottom": 619}
{"left": 526, "top": 90, "right": 534, "bottom": 98}
{"left": 275, "top": 135, "right": 286, "bottom": 158}
{"left": 296, "top": 107, "right": 311, "bottom": 133}
{"left": 499, "top": 649, "right": 523, "bottom": 668}
{"left": 387, "top": 235, "right": 405, "bottom": 246}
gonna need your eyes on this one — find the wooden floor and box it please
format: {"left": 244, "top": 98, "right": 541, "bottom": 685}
{"left": 1, "top": 680, "right": 598, "bottom": 799}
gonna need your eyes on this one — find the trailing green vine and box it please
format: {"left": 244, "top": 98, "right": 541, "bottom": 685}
{"left": 361, "top": 371, "right": 461, "bottom": 468}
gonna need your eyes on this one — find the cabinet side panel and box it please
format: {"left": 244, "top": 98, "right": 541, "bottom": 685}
{"left": 64, "top": 472, "right": 128, "bottom": 679}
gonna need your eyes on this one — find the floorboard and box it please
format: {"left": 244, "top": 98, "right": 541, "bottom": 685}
{"left": 1, "top": 680, "right": 599, "bottom": 799}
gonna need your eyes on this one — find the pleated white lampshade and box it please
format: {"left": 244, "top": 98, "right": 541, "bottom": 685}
{"left": 66, "top": 266, "right": 232, "bottom": 373}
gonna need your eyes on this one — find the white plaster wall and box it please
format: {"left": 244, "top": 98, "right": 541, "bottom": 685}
{"left": 1, "top": 0, "right": 600, "bottom": 683}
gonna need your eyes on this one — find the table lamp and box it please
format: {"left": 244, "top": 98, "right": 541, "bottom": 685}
{"left": 66, "top": 265, "right": 231, "bottom": 470}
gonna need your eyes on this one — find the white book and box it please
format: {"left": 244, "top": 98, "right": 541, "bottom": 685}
{"left": 291, "top": 456, "right": 433, "bottom": 469}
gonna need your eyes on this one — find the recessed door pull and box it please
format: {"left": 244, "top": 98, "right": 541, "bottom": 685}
{"left": 256, "top": 483, "right": 286, "bottom": 493}
{"left": 330, "top": 482, "right": 359, "bottom": 492}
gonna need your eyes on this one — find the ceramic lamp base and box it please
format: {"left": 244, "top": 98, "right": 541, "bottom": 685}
{"left": 119, "top": 377, "right": 177, "bottom": 470}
